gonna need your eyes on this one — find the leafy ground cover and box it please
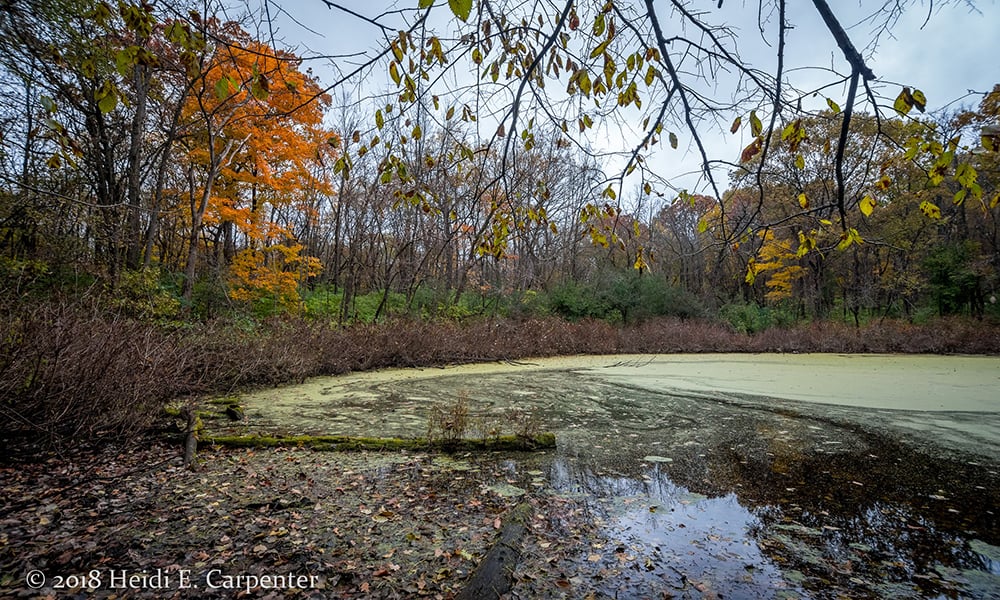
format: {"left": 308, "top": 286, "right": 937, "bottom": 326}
{"left": 0, "top": 440, "right": 577, "bottom": 599}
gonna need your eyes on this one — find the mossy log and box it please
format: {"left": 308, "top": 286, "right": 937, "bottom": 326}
{"left": 199, "top": 432, "right": 555, "bottom": 452}
{"left": 455, "top": 502, "right": 533, "bottom": 600}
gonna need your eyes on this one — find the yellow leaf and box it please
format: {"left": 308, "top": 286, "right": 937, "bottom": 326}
{"left": 745, "top": 258, "right": 757, "bottom": 284}
{"left": 919, "top": 200, "right": 941, "bottom": 220}
{"left": 837, "top": 228, "right": 862, "bottom": 250}
{"left": 894, "top": 87, "right": 913, "bottom": 116}
{"left": 797, "top": 192, "right": 808, "bottom": 209}
{"left": 796, "top": 231, "right": 815, "bottom": 258}
{"left": 859, "top": 195, "right": 876, "bottom": 217}
{"left": 795, "top": 154, "right": 805, "bottom": 170}
{"left": 911, "top": 88, "right": 927, "bottom": 112}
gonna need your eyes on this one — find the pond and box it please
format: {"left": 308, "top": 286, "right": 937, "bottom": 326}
{"left": 227, "top": 354, "right": 1000, "bottom": 598}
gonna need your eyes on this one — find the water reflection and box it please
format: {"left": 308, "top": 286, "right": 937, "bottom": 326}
{"left": 546, "top": 457, "right": 797, "bottom": 597}
{"left": 523, "top": 437, "right": 1000, "bottom": 599}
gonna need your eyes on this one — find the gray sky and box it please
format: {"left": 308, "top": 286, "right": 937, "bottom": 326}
{"left": 263, "top": 1, "right": 1000, "bottom": 195}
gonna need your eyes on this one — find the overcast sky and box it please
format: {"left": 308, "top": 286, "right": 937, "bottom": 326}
{"left": 261, "top": 0, "right": 1000, "bottom": 195}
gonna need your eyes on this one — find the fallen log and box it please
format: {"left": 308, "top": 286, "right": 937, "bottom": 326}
{"left": 199, "top": 432, "right": 556, "bottom": 452}
{"left": 456, "top": 502, "right": 533, "bottom": 600}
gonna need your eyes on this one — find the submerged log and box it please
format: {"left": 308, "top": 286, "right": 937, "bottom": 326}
{"left": 455, "top": 502, "right": 533, "bottom": 600}
{"left": 199, "top": 432, "right": 556, "bottom": 452}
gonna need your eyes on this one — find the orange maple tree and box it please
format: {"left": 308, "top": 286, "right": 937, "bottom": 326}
{"left": 176, "top": 23, "right": 337, "bottom": 309}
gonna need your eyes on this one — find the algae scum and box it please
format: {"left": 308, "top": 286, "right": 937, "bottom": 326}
{"left": 220, "top": 355, "right": 1000, "bottom": 598}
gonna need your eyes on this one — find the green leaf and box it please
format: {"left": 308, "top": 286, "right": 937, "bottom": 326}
{"left": 590, "top": 39, "right": 611, "bottom": 59}
{"left": 697, "top": 219, "right": 708, "bottom": 233}
{"left": 250, "top": 77, "right": 268, "bottom": 101}
{"left": 418, "top": 0, "right": 434, "bottom": 8}
{"left": 956, "top": 163, "right": 977, "bottom": 188}
{"left": 794, "top": 154, "right": 805, "bottom": 170}
{"left": 859, "top": 195, "right": 875, "bottom": 217}
{"left": 95, "top": 81, "right": 118, "bottom": 113}
{"left": 98, "top": 91, "right": 117, "bottom": 113}
{"left": 215, "top": 76, "right": 233, "bottom": 100}
{"left": 750, "top": 110, "right": 762, "bottom": 137}
{"left": 578, "top": 70, "right": 591, "bottom": 96}
{"left": 375, "top": 109, "right": 385, "bottom": 130}
{"left": 448, "top": 0, "right": 472, "bottom": 22}
{"left": 826, "top": 98, "right": 841, "bottom": 114}
{"left": 593, "top": 13, "right": 606, "bottom": 36}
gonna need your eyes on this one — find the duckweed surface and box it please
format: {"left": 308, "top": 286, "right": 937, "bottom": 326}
{"left": 221, "top": 354, "right": 1000, "bottom": 598}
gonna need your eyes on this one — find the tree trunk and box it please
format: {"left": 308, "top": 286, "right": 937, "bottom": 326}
{"left": 125, "top": 60, "right": 149, "bottom": 269}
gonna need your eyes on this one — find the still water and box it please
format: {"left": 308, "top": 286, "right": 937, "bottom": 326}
{"left": 231, "top": 354, "right": 1000, "bottom": 598}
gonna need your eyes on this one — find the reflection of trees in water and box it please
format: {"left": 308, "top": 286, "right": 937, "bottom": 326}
{"left": 543, "top": 407, "right": 999, "bottom": 598}
{"left": 750, "top": 501, "right": 987, "bottom": 597}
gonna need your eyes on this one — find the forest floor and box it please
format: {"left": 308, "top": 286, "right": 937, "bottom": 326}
{"left": 1, "top": 438, "right": 615, "bottom": 599}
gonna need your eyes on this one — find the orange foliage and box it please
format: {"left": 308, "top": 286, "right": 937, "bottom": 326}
{"left": 179, "top": 26, "right": 338, "bottom": 304}
{"left": 228, "top": 243, "right": 322, "bottom": 311}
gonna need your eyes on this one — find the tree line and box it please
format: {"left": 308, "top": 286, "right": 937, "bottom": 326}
{"left": 1, "top": 0, "right": 997, "bottom": 327}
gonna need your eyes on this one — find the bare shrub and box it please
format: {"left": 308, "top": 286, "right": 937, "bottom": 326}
{"left": 427, "top": 392, "right": 470, "bottom": 444}
{"left": 0, "top": 301, "right": 187, "bottom": 443}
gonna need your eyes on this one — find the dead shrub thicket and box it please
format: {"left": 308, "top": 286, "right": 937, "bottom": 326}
{"left": 3, "top": 302, "right": 998, "bottom": 451}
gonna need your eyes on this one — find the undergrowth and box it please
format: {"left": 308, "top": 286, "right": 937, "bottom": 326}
{"left": 2, "top": 297, "right": 999, "bottom": 453}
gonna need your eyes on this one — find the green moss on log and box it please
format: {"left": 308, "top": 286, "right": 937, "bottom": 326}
{"left": 207, "top": 396, "right": 242, "bottom": 406}
{"left": 200, "top": 433, "right": 556, "bottom": 452}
